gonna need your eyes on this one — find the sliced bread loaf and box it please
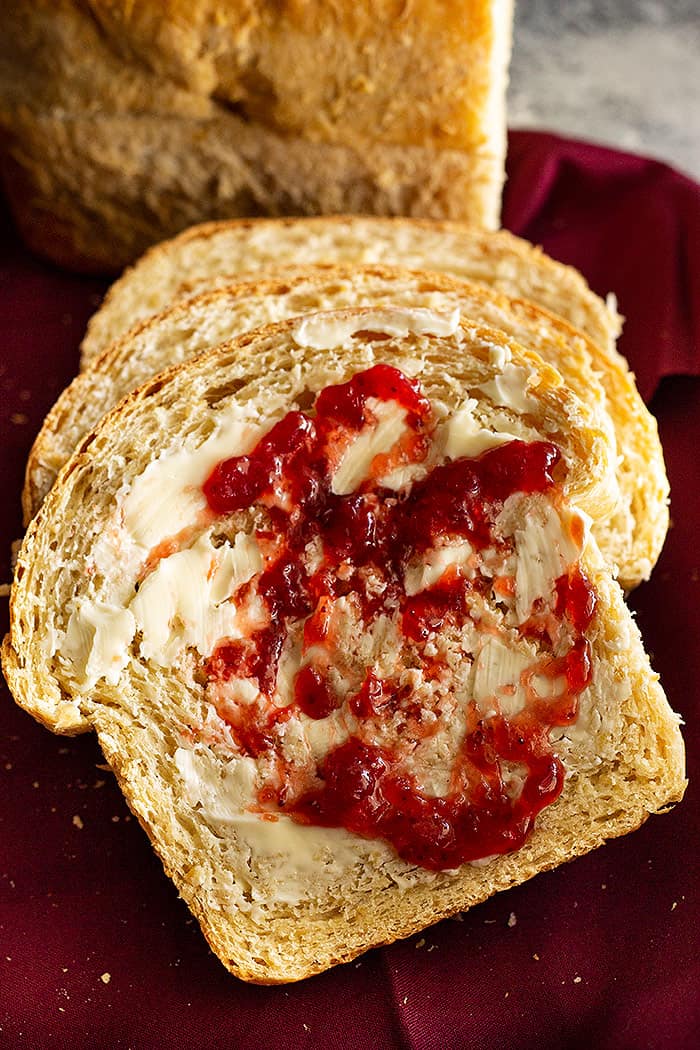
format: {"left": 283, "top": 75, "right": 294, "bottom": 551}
{"left": 26, "top": 264, "right": 664, "bottom": 588}
{"left": 3, "top": 308, "right": 684, "bottom": 982}
{"left": 79, "top": 217, "right": 622, "bottom": 365}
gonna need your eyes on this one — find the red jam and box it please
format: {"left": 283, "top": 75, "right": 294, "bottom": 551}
{"left": 199, "top": 365, "right": 597, "bottom": 870}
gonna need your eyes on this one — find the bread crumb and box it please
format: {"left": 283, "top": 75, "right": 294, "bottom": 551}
{"left": 532, "top": 953, "right": 540, "bottom": 961}
{"left": 0, "top": 583, "right": 11, "bottom": 597}
{"left": 601, "top": 883, "right": 607, "bottom": 889}
{"left": 58, "top": 1007, "right": 65, "bottom": 1013}
{"left": 504, "top": 991, "right": 509, "bottom": 998}
{"left": 100, "top": 973, "right": 111, "bottom": 985}
{"left": 4, "top": 763, "right": 12, "bottom": 771}
{"left": 507, "top": 912, "right": 517, "bottom": 928}
{"left": 10, "top": 413, "right": 28, "bottom": 425}
{"left": 415, "top": 937, "right": 426, "bottom": 949}
{"left": 671, "top": 901, "right": 678, "bottom": 911}
{"left": 573, "top": 976, "right": 582, "bottom": 984}
{"left": 403, "top": 996, "right": 408, "bottom": 1005}
{"left": 111, "top": 816, "right": 120, "bottom": 823}
{"left": 72, "top": 815, "right": 84, "bottom": 830}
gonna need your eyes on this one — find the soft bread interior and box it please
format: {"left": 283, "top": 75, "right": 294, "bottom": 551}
{"left": 80, "top": 218, "right": 621, "bottom": 365}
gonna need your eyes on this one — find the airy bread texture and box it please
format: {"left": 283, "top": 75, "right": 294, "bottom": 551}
{"left": 3, "top": 310, "right": 685, "bottom": 982}
{"left": 0, "top": 1, "right": 513, "bottom": 270}
{"left": 80, "top": 217, "right": 622, "bottom": 363}
{"left": 26, "top": 263, "right": 664, "bottom": 589}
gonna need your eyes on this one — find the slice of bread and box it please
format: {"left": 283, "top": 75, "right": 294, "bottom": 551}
{"left": 3, "top": 309, "right": 685, "bottom": 982}
{"left": 26, "top": 264, "right": 664, "bottom": 589}
{"left": 79, "top": 217, "right": 622, "bottom": 365}
{"left": 0, "top": 2, "right": 513, "bottom": 270}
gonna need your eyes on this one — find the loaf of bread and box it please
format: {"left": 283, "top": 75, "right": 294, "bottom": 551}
{"left": 0, "top": 1, "right": 513, "bottom": 271}
{"left": 80, "top": 217, "right": 622, "bottom": 362}
{"left": 25, "top": 263, "right": 664, "bottom": 590}
{"left": 3, "top": 308, "right": 685, "bottom": 982}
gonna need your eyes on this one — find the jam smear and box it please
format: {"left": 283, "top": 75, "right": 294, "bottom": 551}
{"left": 288, "top": 723, "right": 565, "bottom": 871}
{"left": 401, "top": 574, "right": 471, "bottom": 643}
{"left": 294, "top": 665, "right": 340, "bottom": 720}
{"left": 197, "top": 365, "right": 597, "bottom": 870}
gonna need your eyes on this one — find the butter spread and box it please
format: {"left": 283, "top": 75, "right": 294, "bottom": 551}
{"left": 122, "top": 409, "right": 265, "bottom": 549}
{"left": 292, "top": 307, "right": 461, "bottom": 350}
{"left": 129, "top": 532, "right": 262, "bottom": 666}
{"left": 332, "top": 399, "right": 408, "bottom": 495}
{"left": 56, "top": 362, "right": 601, "bottom": 876}
{"left": 63, "top": 600, "right": 136, "bottom": 690}
{"left": 442, "top": 400, "right": 521, "bottom": 460}
{"left": 175, "top": 744, "right": 388, "bottom": 904}
{"left": 478, "top": 363, "right": 538, "bottom": 414}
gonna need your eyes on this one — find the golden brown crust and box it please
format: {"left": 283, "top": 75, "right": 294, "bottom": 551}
{"left": 0, "top": 1, "right": 512, "bottom": 268}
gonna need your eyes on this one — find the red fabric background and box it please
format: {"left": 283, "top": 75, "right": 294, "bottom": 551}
{"left": 0, "top": 131, "right": 698, "bottom": 1049}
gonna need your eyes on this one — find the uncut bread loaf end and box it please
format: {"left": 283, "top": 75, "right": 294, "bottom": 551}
{"left": 3, "top": 308, "right": 685, "bottom": 981}
{"left": 0, "top": 1, "right": 513, "bottom": 271}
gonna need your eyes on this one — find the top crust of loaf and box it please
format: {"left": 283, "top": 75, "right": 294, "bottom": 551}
{"left": 0, "top": 3, "right": 513, "bottom": 267}
{"left": 80, "top": 217, "right": 621, "bottom": 366}
{"left": 2, "top": 309, "right": 685, "bottom": 982}
{"left": 1, "top": 0, "right": 512, "bottom": 152}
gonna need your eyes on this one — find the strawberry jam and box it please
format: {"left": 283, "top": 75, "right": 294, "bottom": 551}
{"left": 199, "top": 365, "right": 597, "bottom": 870}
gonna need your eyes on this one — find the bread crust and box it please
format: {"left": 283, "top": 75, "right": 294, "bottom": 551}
{"left": 0, "top": 1, "right": 513, "bottom": 267}
{"left": 79, "top": 216, "right": 622, "bottom": 363}
{"left": 25, "top": 263, "right": 663, "bottom": 588}
{"left": 2, "top": 310, "right": 685, "bottom": 982}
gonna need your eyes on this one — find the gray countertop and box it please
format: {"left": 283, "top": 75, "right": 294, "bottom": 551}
{"left": 508, "top": 0, "right": 700, "bottom": 179}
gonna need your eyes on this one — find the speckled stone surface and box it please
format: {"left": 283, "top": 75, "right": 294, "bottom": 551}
{"left": 509, "top": 0, "right": 700, "bottom": 179}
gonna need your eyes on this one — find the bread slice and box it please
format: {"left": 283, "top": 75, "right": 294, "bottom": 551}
{"left": 79, "top": 217, "right": 622, "bottom": 365}
{"left": 26, "top": 263, "right": 664, "bottom": 589}
{"left": 3, "top": 309, "right": 684, "bottom": 982}
{"left": 0, "top": 2, "right": 513, "bottom": 270}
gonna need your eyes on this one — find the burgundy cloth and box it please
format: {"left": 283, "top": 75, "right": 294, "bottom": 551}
{"left": 1, "top": 130, "right": 699, "bottom": 1049}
